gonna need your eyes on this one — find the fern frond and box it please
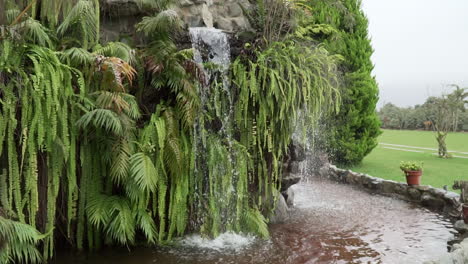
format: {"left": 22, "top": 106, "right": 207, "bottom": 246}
{"left": 129, "top": 152, "right": 158, "bottom": 191}
{"left": 136, "top": 10, "right": 181, "bottom": 37}
{"left": 77, "top": 109, "right": 123, "bottom": 135}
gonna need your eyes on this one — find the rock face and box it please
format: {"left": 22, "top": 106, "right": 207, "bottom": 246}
{"left": 100, "top": 0, "right": 253, "bottom": 43}
{"left": 454, "top": 220, "right": 468, "bottom": 233}
{"left": 174, "top": 0, "right": 253, "bottom": 31}
{"left": 270, "top": 191, "right": 290, "bottom": 224}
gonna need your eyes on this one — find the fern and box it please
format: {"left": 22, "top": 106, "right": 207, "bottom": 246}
{"left": 0, "top": 217, "right": 43, "bottom": 264}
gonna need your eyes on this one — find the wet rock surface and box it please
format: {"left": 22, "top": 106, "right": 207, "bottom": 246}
{"left": 454, "top": 220, "right": 468, "bottom": 233}
{"left": 100, "top": 0, "right": 254, "bottom": 43}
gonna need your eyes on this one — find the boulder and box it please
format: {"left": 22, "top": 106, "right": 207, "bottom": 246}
{"left": 270, "top": 192, "right": 289, "bottom": 224}
{"left": 281, "top": 173, "right": 301, "bottom": 192}
{"left": 285, "top": 186, "right": 295, "bottom": 207}
{"left": 454, "top": 220, "right": 468, "bottom": 233}
{"left": 407, "top": 187, "right": 422, "bottom": 200}
{"left": 421, "top": 194, "right": 446, "bottom": 211}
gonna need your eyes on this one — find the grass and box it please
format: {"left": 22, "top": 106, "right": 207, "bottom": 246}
{"left": 346, "top": 129, "right": 468, "bottom": 190}
{"left": 379, "top": 129, "right": 468, "bottom": 153}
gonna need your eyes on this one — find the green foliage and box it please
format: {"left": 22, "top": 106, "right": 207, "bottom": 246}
{"left": 231, "top": 39, "right": 340, "bottom": 225}
{"left": 304, "top": 0, "right": 381, "bottom": 165}
{"left": 399, "top": 161, "right": 423, "bottom": 172}
{"left": 0, "top": 0, "right": 343, "bottom": 262}
{"left": 0, "top": 217, "right": 43, "bottom": 264}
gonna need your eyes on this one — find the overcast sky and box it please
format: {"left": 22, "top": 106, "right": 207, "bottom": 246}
{"left": 361, "top": 0, "right": 468, "bottom": 108}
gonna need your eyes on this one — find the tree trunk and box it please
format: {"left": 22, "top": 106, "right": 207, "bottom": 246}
{"left": 436, "top": 132, "right": 448, "bottom": 158}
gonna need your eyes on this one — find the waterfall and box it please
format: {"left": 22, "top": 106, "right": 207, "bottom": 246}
{"left": 189, "top": 27, "right": 233, "bottom": 140}
{"left": 189, "top": 27, "right": 238, "bottom": 230}
{"left": 189, "top": 27, "right": 230, "bottom": 72}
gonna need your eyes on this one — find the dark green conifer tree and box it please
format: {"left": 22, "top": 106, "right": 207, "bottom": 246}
{"left": 307, "top": 0, "right": 381, "bottom": 164}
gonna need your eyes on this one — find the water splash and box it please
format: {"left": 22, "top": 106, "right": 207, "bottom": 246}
{"left": 178, "top": 232, "right": 256, "bottom": 252}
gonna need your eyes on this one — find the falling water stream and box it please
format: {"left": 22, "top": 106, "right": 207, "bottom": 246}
{"left": 52, "top": 28, "right": 456, "bottom": 264}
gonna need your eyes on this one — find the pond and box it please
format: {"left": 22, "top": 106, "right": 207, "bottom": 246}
{"left": 53, "top": 180, "right": 455, "bottom": 264}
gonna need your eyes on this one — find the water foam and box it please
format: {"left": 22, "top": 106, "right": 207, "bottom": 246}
{"left": 179, "top": 232, "right": 256, "bottom": 252}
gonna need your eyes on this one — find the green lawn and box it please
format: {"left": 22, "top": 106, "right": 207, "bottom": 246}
{"left": 346, "top": 129, "right": 468, "bottom": 189}
{"left": 379, "top": 129, "right": 468, "bottom": 153}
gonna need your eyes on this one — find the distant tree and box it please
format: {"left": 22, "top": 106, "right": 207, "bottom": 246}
{"left": 426, "top": 96, "right": 455, "bottom": 158}
{"left": 447, "top": 84, "right": 468, "bottom": 131}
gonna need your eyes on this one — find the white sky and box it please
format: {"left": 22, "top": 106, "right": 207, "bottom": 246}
{"left": 361, "top": 0, "right": 468, "bottom": 108}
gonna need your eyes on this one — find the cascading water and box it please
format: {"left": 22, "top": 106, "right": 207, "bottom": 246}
{"left": 188, "top": 27, "right": 241, "bottom": 233}
{"left": 189, "top": 27, "right": 233, "bottom": 143}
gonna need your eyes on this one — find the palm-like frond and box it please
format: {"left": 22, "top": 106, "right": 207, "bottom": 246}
{"left": 109, "top": 137, "right": 132, "bottom": 185}
{"left": 135, "top": 209, "right": 157, "bottom": 244}
{"left": 19, "top": 18, "right": 53, "bottom": 47}
{"left": 129, "top": 152, "right": 158, "bottom": 191}
{"left": 77, "top": 109, "right": 123, "bottom": 135}
{"left": 0, "top": 217, "right": 43, "bottom": 264}
{"left": 136, "top": 10, "right": 181, "bottom": 37}
{"left": 94, "top": 42, "right": 136, "bottom": 65}
{"left": 57, "top": 0, "right": 97, "bottom": 48}
{"left": 60, "top": 47, "right": 93, "bottom": 67}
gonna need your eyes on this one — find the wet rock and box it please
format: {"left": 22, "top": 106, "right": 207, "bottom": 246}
{"left": 394, "top": 183, "right": 408, "bottom": 196}
{"left": 187, "top": 15, "right": 203, "bottom": 27}
{"left": 345, "top": 171, "right": 360, "bottom": 184}
{"left": 318, "top": 165, "right": 330, "bottom": 178}
{"left": 288, "top": 161, "right": 300, "bottom": 174}
{"left": 381, "top": 180, "right": 398, "bottom": 193}
{"left": 285, "top": 187, "right": 295, "bottom": 207}
{"left": 227, "top": 3, "right": 243, "bottom": 17}
{"left": 454, "top": 220, "right": 468, "bottom": 233}
{"left": 102, "top": 0, "right": 140, "bottom": 16}
{"left": 408, "top": 188, "right": 422, "bottom": 200}
{"left": 281, "top": 174, "right": 301, "bottom": 192}
{"left": 201, "top": 4, "right": 214, "bottom": 27}
{"left": 180, "top": 0, "right": 195, "bottom": 7}
{"left": 421, "top": 194, "right": 445, "bottom": 211}
{"left": 289, "top": 143, "right": 306, "bottom": 162}
{"left": 270, "top": 192, "right": 289, "bottom": 224}
{"left": 214, "top": 17, "right": 233, "bottom": 31}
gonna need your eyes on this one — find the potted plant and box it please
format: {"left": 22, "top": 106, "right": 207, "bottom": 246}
{"left": 400, "top": 161, "right": 423, "bottom": 186}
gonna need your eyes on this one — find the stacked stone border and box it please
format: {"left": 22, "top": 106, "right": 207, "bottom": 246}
{"left": 322, "top": 164, "right": 468, "bottom": 263}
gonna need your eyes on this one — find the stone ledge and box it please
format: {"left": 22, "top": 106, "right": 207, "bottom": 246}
{"left": 327, "top": 164, "right": 462, "bottom": 218}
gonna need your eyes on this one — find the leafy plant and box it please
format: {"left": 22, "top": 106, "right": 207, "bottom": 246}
{"left": 304, "top": 0, "right": 381, "bottom": 165}
{"left": 399, "top": 161, "right": 423, "bottom": 172}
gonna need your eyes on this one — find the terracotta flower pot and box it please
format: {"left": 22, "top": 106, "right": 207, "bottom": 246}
{"left": 463, "top": 204, "right": 468, "bottom": 224}
{"left": 404, "top": 170, "right": 422, "bottom": 186}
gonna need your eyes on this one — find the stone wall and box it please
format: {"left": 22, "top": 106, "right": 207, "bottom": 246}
{"left": 325, "top": 164, "right": 462, "bottom": 217}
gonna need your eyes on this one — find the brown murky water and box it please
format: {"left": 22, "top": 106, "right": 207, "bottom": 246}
{"left": 53, "top": 180, "right": 455, "bottom": 264}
